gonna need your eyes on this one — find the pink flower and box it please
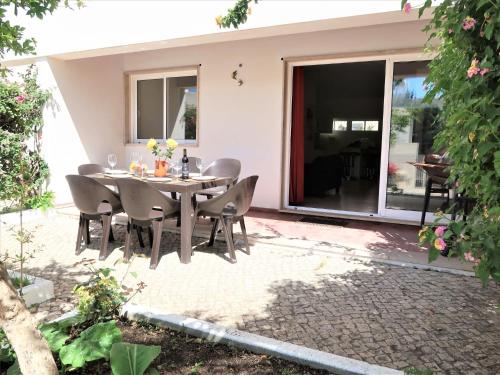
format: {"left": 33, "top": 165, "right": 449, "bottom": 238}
{"left": 434, "top": 226, "right": 446, "bottom": 237}
{"left": 448, "top": 28, "right": 453, "bottom": 34}
{"left": 462, "top": 16, "right": 477, "bottom": 31}
{"left": 434, "top": 238, "right": 447, "bottom": 251}
{"left": 464, "top": 251, "right": 476, "bottom": 262}
{"left": 467, "top": 59, "right": 481, "bottom": 78}
{"left": 480, "top": 68, "right": 490, "bottom": 76}
{"left": 15, "top": 94, "right": 26, "bottom": 103}
{"left": 403, "top": 2, "right": 412, "bottom": 14}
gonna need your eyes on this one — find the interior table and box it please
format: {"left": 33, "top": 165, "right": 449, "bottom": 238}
{"left": 89, "top": 173, "right": 233, "bottom": 264}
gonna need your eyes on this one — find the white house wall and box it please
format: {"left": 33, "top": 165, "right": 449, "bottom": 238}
{"left": 38, "top": 20, "right": 429, "bottom": 208}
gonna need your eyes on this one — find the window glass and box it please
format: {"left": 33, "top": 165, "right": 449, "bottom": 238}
{"left": 352, "top": 121, "right": 364, "bottom": 131}
{"left": 365, "top": 121, "right": 379, "bottom": 131}
{"left": 133, "top": 72, "right": 197, "bottom": 143}
{"left": 137, "top": 79, "right": 163, "bottom": 139}
{"left": 332, "top": 120, "right": 347, "bottom": 131}
{"left": 386, "top": 61, "right": 444, "bottom": 211}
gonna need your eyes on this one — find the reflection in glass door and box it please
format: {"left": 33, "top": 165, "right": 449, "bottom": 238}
{"left": 385, "top": 61, "right": 445, "bottom": 212}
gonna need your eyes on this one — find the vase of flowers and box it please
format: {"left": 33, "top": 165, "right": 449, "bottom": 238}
{"left": 147, "top": 138, "right": 178, "bottom": 177}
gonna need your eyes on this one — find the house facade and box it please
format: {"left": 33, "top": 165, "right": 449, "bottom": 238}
{"left": 4, "top": 4, "right": 443, "bottom": 224}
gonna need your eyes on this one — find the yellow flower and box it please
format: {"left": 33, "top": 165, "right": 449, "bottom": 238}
{"left": 146, "top": 138, "right": 157, "bottom": 150}
{"left": 129, "top": 161, "right": 137, "bottom": 172}
{"left": 166, "top": 138, "right": 178, "bottom": 149}
{"left": 215, "top": 15, "right": 223, "bottom": 27}
{"left": 468, "top": 132, "right": 476, "bottom": 142}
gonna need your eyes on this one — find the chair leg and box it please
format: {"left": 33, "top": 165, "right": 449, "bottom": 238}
{"left": 109, "top": 226, "right": 115, "bottom": 242}
{"left": 239, "top": 217, "right": 250, "bottom": 255}
{"left": 84, "top": 218, "right": 91, "bottom": 245}
{"left": 208, "top": 219, "right": 219, "bottom": 247}
{"left": 150, "top": 219, "right": 164, "bottom": 269}
{"left": 220, "top": 216, "right": 236, "bottom": 263}
{"left": 420, "top": 178, "right": 432, "bottom": 227}
{"left": 136, "top": 226, "right": 145, "bottom": 248}
{"left": 148, "top": 226, "right": 154, "bottom": 247}
{"left": 124, "top": 220, "right": 133, "bottom": 261}
{"left": 75, "top": 214, "right": 85, "bottom": 255}
{"left": 99, "top": 214, "right": 112, "bottom": 260}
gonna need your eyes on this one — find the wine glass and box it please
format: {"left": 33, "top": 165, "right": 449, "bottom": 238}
{"left": 172, "top": 160, "right": 181, "bottom": 177}
{"left": 107, "top": 153, "right": 117, "bottom": 170}
{"left": 196, "top": 158, "right": 203, "bottom": 174}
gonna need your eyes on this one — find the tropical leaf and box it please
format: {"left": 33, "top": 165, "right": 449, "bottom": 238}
{"left": 6, "top": 360, "right": 21, "bottom": 375}
{"left": 110, "top": 342, "right": 161, "bottom": 375}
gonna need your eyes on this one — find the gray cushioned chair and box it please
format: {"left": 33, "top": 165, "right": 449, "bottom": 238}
{"left": 66, "top": 175, "right": 123, "bottom": 260}
{"left": 116, "top": 178, "right": 180, "bottom": 269}
{"left": 192, "top": 175, "right": 258, "bottom": 263}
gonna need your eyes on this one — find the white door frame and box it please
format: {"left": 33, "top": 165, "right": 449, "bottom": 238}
{"left": 281, "top": 50, "right": 436, "bottom": 224}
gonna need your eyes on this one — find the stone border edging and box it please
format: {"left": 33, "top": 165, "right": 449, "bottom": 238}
{"left": 122, "top": 303, "right": 403, "bottom": 375}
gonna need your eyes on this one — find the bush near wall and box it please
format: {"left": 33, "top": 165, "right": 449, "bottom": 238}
{"left": 404, "top": 0, "right": 499, "bottom": 284}
{"left": 0, "top": 67, "right": 53, "bottom": 211}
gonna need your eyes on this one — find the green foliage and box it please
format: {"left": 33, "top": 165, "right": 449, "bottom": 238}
{"left": 0, "top": 66, "right": 53, "bottom": 210}
{"left": 183, "top": 104, "right": 197, "bottom": 140}
{"left": 38, "top": 314, "right": 87, "bottom": 353}
{"left": 0, "top": 329, "right": 16, "bottom": 364}
{"left": 73, "top": 267, "right": 127, "bottom": 323}
{"left": 216, "top": 0, "right": 257, "bottom": 29}
{"left": 403, "top": 0, "right": 500, "bottom": 284}
{"left": 59, "top": 320, "right": 122, "bottom": 369}
{"left": 9, "top": 275, "right": 31, "bottom": 289}
{"left": 110, "top": 342, "right": 161, "bottom": 375}
{"left": 6, "top": 360, "right": 21, "bottom": 375}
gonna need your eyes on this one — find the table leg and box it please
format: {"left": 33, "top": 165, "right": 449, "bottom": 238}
{"left": 180, "top": 191, "right": 194, "bottom": 263}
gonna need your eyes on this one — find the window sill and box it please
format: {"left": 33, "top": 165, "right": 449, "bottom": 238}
{"left": 126, "top": 140, "right": 198, "bottom": 147}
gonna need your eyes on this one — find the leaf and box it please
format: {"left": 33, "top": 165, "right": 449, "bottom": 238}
{"left": 39, "top": 322, "right": 70, "bottom": 353}
{"left": 6, "top": 360, "right": 21, "bottom": 375}
{"left": 428, "top": 247, "right": 440, "bottom": 263}
{"left": 110, "top": 342, "right": 161, "bottom": 375}
{"left": 494, "top": 151, "right": 500, "bottom": 177}
{"left": 59, "top": 320, "right": 122, "bottom": 369}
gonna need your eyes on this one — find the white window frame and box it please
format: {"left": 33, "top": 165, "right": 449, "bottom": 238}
{"left": 129, "top": 67, "right": 198, "bottom": 145}
{"left": 281, "top": 50, "right": 439, "bottom": 224}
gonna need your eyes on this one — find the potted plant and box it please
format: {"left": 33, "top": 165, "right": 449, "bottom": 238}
{"left": 146, "top": 138, "right": 178, "bottom": 177}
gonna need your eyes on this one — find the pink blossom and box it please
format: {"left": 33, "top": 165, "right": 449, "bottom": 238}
{"left": 480, "top": 68, "right": 490, "bottom": 76}
{"left": 434, "top": 238, "right": 447, "bottom": 251}
{"left": 15, "top": 94, "right": 26, "bottom": 103}
{"left": 434, "top": 226, "right": 446, "bottom": 237}
{"left": 403, "top": 2, "right": 411, "bottom": 14}
{"left": 467, "top": 59, "right": 480, "bottom": 78}
{"left": 448, "top": 28, "right": 453, "bottom": 34}
{"left": 462, "top": 16, "right": 477, "bottom": 31}
{"left": 464, "top": 251, "right": 475, "bottom": 262}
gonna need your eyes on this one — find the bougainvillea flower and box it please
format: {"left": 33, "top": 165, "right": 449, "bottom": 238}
{"left": 434, "top": 226, "right": 446, "bottom": 237}
{"left": 464, "top": 251, "right": 476, "bottom": 263}
{"left": 462, "top": 16, "right": 477, "bottom": 30}
{"left": 403, "top": 2, "right": 412, "bottom": 14}
{"left": 15, "top": 94, "right": 26, "bottom": 103}
{"left": 434, "top": 238, "right": 447, "bottom": 251}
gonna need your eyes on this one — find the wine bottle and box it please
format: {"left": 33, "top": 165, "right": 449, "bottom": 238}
{"left": 181, "top": 148, "right": 189, "bottom": 179}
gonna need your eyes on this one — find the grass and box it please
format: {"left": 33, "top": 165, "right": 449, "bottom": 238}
{"left": 10, "top": 276, "right": 32, "bottom": 289}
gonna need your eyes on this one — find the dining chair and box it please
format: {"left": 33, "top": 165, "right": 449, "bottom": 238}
{"left": 420, "top": 154, "right": 451, "bottom": 227}
{"left": 116, "top": 178, "right": 180, "bottom": 269}
{"left": 66, "top": 175, "right": 123, "bottom": 260}
{"left": 78, "top": 163, "right": 105, "bottom": 176}
{"left": 192, "top": 175, "right": 258, "bottom": 263}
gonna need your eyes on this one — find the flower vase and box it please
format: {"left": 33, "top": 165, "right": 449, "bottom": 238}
{"left": 154, "top": 159, "right": 168, "bottom": 177}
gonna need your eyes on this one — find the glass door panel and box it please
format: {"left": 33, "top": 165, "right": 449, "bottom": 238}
{"left": 385, "top": 61, "right": 445, "bottom": 212}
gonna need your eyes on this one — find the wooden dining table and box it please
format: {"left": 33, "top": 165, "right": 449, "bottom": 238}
{"left": 89, "top": 172, "right": 233, "bottom": 264}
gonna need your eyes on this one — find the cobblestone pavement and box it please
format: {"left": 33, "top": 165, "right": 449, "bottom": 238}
{"left": 1, "top": 213, "right": 499, "bottom": 374}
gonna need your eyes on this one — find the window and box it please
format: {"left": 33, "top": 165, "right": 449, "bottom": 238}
{"left": 130, "top": 68, "right": 198, "bottom": 144}
{"left": 352, "top": 120, "right": 379, "bottom": 131}
{"left": 332, "top": 120, "right": 347, "bottom": 131}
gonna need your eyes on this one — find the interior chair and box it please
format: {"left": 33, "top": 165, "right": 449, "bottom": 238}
{"left": 78, "top": 163, "right": 105, "bottom": 176}
{"left": 420, "top": 154, "right": 451, "bottom": 227}
{"left": 116, "top": 178, "right": 180, "bottom": 269}
{"left": 192, "top": 175, "right": 258, "bottom": 263}
{"left": 66, "top": 175, "right": 123, "bottom": 260}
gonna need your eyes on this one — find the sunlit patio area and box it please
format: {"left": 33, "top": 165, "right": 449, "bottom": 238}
{"left": 1, "top": 208, "right": 498, "bottom": 374}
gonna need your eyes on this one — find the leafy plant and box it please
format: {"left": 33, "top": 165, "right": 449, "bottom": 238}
{"left": 59, "top": 320, "right": 122, "bottom": 369}
{"left": 73, "top": 267, "right": 127, "bottom": 323}
{"left": 0, "top": 328, "right": 16, "bottom": 364}
{"left": 110, "top": 342, "right": 161, "bottom": 375}
{"left": 402, "top": 0, "right": 500, "bottom": 284}
{"left": 216, "top": 0, "right": 256, "bottom": 29}
{"left": 9, "top": 275, "right": 31, "bottom": 289}
{"left": 38, "top": 314, "right": 86, "bottom": 353}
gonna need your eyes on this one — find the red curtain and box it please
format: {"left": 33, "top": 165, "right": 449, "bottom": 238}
{"left": 289, "top": 66, "right": 305, "bottom": 205}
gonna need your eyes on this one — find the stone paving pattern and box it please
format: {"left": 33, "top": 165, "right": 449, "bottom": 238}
{"left": 1, "top": 213, "right": 498, "bottom": 374}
